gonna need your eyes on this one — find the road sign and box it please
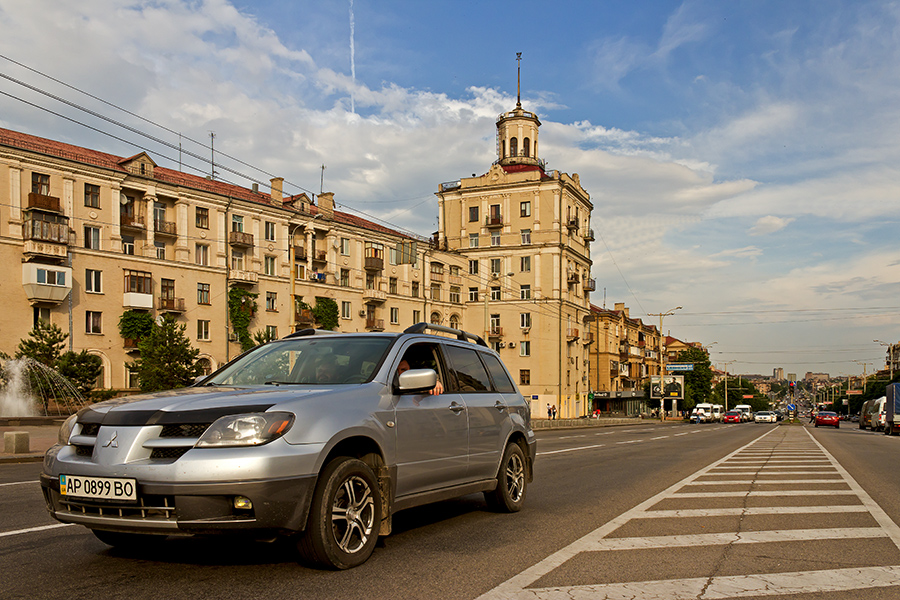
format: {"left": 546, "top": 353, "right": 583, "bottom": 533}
{"left": 847, "top": 390, "right": 862, "bottom": 395}
{"left": 788, "top": 404, "right": 796, "bottom": 411}
{"left": 665, "top": 363, "right": 694, "bottom": 372}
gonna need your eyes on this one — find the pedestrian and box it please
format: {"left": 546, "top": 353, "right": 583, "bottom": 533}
{"left": 551, "top": 405, "right": 557, "bottom": 420}
{"left": 547, "top": 403, "right": 552, "bottom": 420}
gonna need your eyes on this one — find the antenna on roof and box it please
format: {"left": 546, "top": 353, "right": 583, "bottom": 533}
{"left": 320, "top": 164, "right": 326, "bottom": 194}
{"left": 209, "top": 131, "right": 218, "bottom": 180}
{"left": 516, "top": 52, "right": 522, "bottom": 107}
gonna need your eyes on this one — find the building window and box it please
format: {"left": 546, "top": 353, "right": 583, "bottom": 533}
{"left": 430, "top": 284, "right": 441, "bottom": 301}
{"left": 521, "top": 229, "right": 531, "bottom": 244}
{"left": 33, "top": 306, "right": 50, "bottom": 328}
{"left": 390, "top": 307, "right": 399, "bottom": 324}
{"left": 389, "top": 246, "right": 397, "bottom": 265}
{"left": 523, "top": 137, "right": 530, "bottom": 157}
{"left": 266, "top": 325, "right": 278, "bottom": 339}
{"left": 32, "top": 172, "right": 50, "bottom": 195}
{"left": 341, "top": 237, "right": 351, "bottom": 255}
{"left": 468, "top": 287, "right": 478, "bottom": 302}
{"left": 521, "top": 256, "right": 531, "bottom": 272}
{"left": 491, "top": 230, "right": 501, "bottom": 246}
{"left": 84, "top": 226, "right": 100, "bottom": 250}
{"left": 521, "top": 285, "right": 531, "bottom": 300}
{"left": 232, "top": 214, "right": 244, "bottom": 232}
{"left": 85, "top": 269, "right": 102, "bottom": 293}
{"left": 231, "top": 251, "right": 244, "bottom": 271}
{"left": 520, "top": 369, "right": 530, "bottom": 385}
{"left": 295, "top": 263, "right": 306, "bottom": 280}
{"left": 520, "top": 201, "right": 531, "bottom": 217}
{"left": 265, "top": 221, "right": 276, "bottom": 241}
{"left": 449, "top": 287, "right": 461, "bottom": 303}
{"left": 469, "top": 233, "right": 479, "bottom": 248}
{"left": 266, "top": 291, "right": 277, "bottom": 311}
{"left": 389, "top": 277, "right": 398, "bottom": 295}
{"left": 341, "top": 301, "right": 351, "bottom": 319}
{"left": 196, "top": 244, "right": 209, "bottom": 266}
{"left": 196, "top": 207, "right": 209, "bottom": 229}
{"left": 124, "top": 270, "right": 151, "bottom": 294}
{"left": 197, "top": 283, "right": 210, "bottom": 305}
{"left": 84, "top": 183, "right": 100, "bottom": 208}
{"left": 491, "top": 286, "right": 501, "bottom": 301}
{"left": 468, "top": 260, "right": 479, "bottom": 275}
{"left": 155, "top": 241, "right": 165, "bottom": 260}
{"left": 122, "top": 235, "right": 135, "bottom": 255}
{"left": 450, "top": 315, "right": 460, "bottom": 329}
{"left": 197, "top": 320, "right": 210, "bottom": 341}
{"left": 126, "top": 365, "right": 140, "bottom": 389}
{"left": 85, "top": 311, "right": 102, "bottom": 334}
{"left": 509, "top": 137, "right": 518, "bottom": 156}
{"left": 264, "top": 255, "right": 276, "bottom": 276}
{"left": 468, "top": 206, "right": 479, "bottom": 222}
{"left": 520, "top": 341, "right": 531, "bottom": 357}
{"left": 520, "top": 313, "right": 532, "bottom": 328}
{"left": 411, "top": 281, "right": 419, "bottom": 298}
{"left": 413, "top": 310, "right": 421, "bottom": 323}
{"left": 490, "top": 258, "right": 501, "bottom": 274}
{"left": 340, "top": 269, "right": 350, "bottom": 287}
{"left": 365, "top": 273, "right": 376, "bottom": 290}
{"left": 37, "top": 268, "right": 66, "bottom": 286}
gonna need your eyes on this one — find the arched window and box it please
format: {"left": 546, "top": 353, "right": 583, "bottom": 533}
{"left": 449, "top": 314, "right": 460, "bottom": 329}
{"left": 430, "top": 312, "right": 442, "bottom": 324}
{"left": 523, "top": 137, "right": 530, "bottom": 157}
{"left": 197, "top": 358, "right": 212, "bottom": 376}
{"left": 501, "top": 140, "right": 506, "bottom": 158}
{"left": 509, "top": 137, "right": 518, "bottom": 157}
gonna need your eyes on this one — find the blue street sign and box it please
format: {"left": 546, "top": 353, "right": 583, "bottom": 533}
{"left": 788, "top": 404, "right": 796, "bottom": 411}
{"left": 665, "top": 363, "right": 694, "bottom": 372}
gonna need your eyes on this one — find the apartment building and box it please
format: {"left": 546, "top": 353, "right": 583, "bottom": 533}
{"left": 586, "top": 303, "right": 661, "bottom": 416}
{"left": 436, "top": 101, "right": 595, "bottom": 418}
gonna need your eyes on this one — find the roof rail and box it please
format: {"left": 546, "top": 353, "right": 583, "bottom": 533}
{"left": 403, "top": 322, "right": 488, "bottom": 347}
{"left": 282, "top": 328, "right": 339, "bottom": 340}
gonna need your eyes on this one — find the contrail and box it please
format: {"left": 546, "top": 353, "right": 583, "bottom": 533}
{"left": 349, "top": 0, "right": 356, "bottom": 114}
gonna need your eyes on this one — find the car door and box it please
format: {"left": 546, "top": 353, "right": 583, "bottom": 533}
{"left": 443, "top": 344, "right": 509, "bottom": 482}
{"left": 392, "top": 342, "right": 469, "bottom": 498}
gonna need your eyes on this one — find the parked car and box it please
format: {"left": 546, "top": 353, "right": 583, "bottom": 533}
{"left": 40, "top": 323, "right": 536, "bottom": 569}
{"left": 815, "top": 411, "right": 840, "bottom": 428}
{"left": 866, "top": 397, "right": 886, "bottom": 431}
{"left": 754, "top": 411, "right": 777, "bottom": 424}
{"left": 723, "top": 410, "right": 742, "bottom": 424}
{"left": 860, "top": 399, "right": 875, "bottom": 429}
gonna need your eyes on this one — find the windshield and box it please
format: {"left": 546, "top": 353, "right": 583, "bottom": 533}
{"left": 204, "top": 336, "right": 393, "bottom": 386}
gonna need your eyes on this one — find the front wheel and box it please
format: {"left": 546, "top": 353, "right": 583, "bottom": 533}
{"left": 297, "top": 457, "right": 381, "bottom": 569}
{"left": 484, "top": 442, "right": 527, "bottom": 512}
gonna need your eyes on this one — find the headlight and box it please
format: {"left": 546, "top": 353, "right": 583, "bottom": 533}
{"left": 58, "top": 414, "right": 77, "bottom": 445}
{"left": 195, "top": 412, "right": 294, "bottom": 448}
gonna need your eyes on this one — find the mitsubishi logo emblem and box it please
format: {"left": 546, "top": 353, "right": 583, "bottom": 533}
{"left": 102, "top": 431, "right": 118, "bottom": 448}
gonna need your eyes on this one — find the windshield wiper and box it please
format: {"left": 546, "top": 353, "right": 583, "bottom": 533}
{"left": 263, "top": 380, "right": 298, "bottom": 386}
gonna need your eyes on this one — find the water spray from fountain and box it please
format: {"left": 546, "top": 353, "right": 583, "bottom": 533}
{"left": 0, "top": 357, "right": 90, "bottom": 417}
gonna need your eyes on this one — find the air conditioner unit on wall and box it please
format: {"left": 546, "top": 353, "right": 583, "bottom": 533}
{"left": 359, "top": 309, "right": 366, "bottom": 317}
{"left": 508, "top": 342, "right": 515, "bottom": 348}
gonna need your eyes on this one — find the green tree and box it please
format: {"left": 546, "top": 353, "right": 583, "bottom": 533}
{"left": 675, "top": 346, "right": 714, "bottom": 410}
{"left": 15, "top": 320, "right": 68, "bottom": 367}
{"left": 129, "top": 315, "right": 202, "bottom": 392}
{"left": 313, "top": 296, "right": 339, "bottom": 330}
{"left": 253, "top": 328, "right": 277, "bottom": 346}
{"left": 57, "top": 350, "right": 103, "bottom": 396}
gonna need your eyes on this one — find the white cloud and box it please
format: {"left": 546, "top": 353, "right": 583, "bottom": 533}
{"left": 749, "top": 215, "right": 794, "bottom": 236}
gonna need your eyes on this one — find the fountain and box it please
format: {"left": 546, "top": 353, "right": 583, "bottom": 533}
{"left": 0, "top": 357, "right": 90, "bottom": 417}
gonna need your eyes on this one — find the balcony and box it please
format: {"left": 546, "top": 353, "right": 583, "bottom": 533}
{"left": 567, "top": 272, "right": 580, "bottom": 284}
{"left": 583, "top": 278, "right": 596, "bottom": 292}
{"left": 364, "top": 256, "right": 384, "bottom": 271}
{"left": 488, "top": 326, "right": 503, "bottom": 339}
{"left": 24, "top": 217, "right": 70, "bottom": 251}
{"left": 229, "top": 269, "right": 258, "bottom": 285}
{"left": 123, "top": 338, "right": 140, "bottom": 353}
{"left": 583, "top": 331, "right": 595, "bottom": 345}
{"left": 430, "top": 271, "right": 444, "bottom": 283}
{"left": 313, "top": 250, "right": 327, "bottom": 262}
{"left": 295, "top": 308, "right": 315, "bottom": 327}
{"left": 26, "top": 192, "right": 62, "bottom": 213}
{"left": 23, "top": 239, "right": 69, "bottom": 259}
{"left": 229, "top": 231, "right": 254, "bottom": 248}
{"left": 566, "top": 218, "right": 579, "bottom": 231}
{"left": 567, "top": 328, "right": 580, "bottom": 341}
{"left": 584, "top": 229, "right": 595, "bottom": 242}
{"left": 365, "top": 318, "right": 385, "bottom": 331}
{"left": 485, "top": 215, "right": 503, "bottom": 228}
{"left": 21, "top": 263, "right": 72, "bottom": 304}
{"left": 120, "top": 215, "right": 145, "bottom": 230}
{"left": 123, "top": 292, "right": 153, "bottom": 310}
{"left": 363, "top": 289, "right": 387, "bottom": 304}
{"left": 293, "top": 245, "right": 307, "bottom": 260}
{"left": 158, "top": 297, "right": 186, "bottom": 312}
{"left": 154, "top": 219, "right": 177, "bottom": 237}
{"left": 449, "top": 274, "right": 462, "bottom": 285}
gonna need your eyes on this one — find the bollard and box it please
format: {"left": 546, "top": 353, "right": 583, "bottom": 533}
{"left": 4, "top": 431, "right": 30, "bottom": 454}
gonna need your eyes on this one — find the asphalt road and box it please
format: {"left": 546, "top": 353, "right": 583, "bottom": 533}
{"left": 3, "top": 421, "right": 900, "bottom": 599}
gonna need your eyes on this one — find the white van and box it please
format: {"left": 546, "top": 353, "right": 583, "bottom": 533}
{"left": 711, "top": 404, "right": 724, "bottom": 422}
{"left": 693, "top": 403, "right": 714, "bottom": 423}
{"left": 734, "top": 404, "right": 752, "bottom": 422}
{"left": 868, "top": 397, "right": 886, "bottom": 431}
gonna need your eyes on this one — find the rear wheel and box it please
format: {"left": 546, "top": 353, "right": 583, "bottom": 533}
{"left": 484, "top": 442, "right": 527, "bottom": 513}
{"left": 297, "top": 457, "right": 381, "bottom": 570}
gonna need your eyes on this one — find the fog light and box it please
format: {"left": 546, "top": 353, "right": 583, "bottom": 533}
{"left": 234, "top": 496, "right": 253, "bottom": 510}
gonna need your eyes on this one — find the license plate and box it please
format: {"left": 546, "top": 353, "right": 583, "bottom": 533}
{"left": 60, "top": 475, "right": 137, "bottom": 501}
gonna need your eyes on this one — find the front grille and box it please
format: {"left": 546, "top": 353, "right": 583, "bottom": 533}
{"left": 160, "top": 423, "right": 210, "bottom": 438}
{"left": 74, "top": 446, "right": 93, "bottom": 457}
{"left": 150, "top": 447, "right": 192, "bottom": 460}
{"left": 80, "top": 423, "right": 100, "bottom": 436}
{"left": 59, "top": 494, "right": 176, "bottom": 522}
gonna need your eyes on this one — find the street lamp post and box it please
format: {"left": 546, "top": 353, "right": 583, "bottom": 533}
{"left": 875, "top": 340, "right": 894, "bottom": 382}
{"left": 648, "top": 306, "right": 682, "bottom": 421}
{"left": 721, "top": 360, "right": 736, "bottom": 412}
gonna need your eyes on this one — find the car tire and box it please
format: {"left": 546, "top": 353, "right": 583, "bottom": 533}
{"left": 297, "top": 457, "right": 381, "bottom": 570}
{"left": 886, "top": 423, "right": 894, "bottom": 435}
{"left": 484, "top": 442, "right": 527, "bottom": 513}
{"left": 91, "top": 529, "right": 166, "bottom": 548}
{"left": 814, "top": 423, "right": 818, "bottom": 427}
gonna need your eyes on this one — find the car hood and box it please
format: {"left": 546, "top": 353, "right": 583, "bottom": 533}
{"left": 76, "top": 386, "right": 327, "bottom": 426}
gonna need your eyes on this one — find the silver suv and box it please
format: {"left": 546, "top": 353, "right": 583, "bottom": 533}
{"left": 40, "top": 323, "right": 536, "bottom": 569}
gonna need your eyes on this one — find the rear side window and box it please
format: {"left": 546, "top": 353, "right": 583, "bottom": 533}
{"left": 480, "top": 353, "right": 517, "bottom": 393}
{"left": 443, "top": 345, "right": 491, "bottom": 392}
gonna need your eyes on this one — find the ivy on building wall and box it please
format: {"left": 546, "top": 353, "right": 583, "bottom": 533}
{"left": 312, "top": 297, "right": 338, "bottom": 331}
{"left": 228, "top": 287, "right": 259, "bottom": 352}
{"left": 118, "top": 310, "right": 155, "bottom": 341}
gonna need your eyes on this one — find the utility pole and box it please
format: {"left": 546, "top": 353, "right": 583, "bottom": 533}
{"left": 648, "top": 306, "right": 682, "bottom": 420}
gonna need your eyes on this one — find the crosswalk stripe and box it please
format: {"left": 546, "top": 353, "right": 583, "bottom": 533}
{"left": 586, "top": 527, "right": 888, "bottom": 550}
{"left": 671, "top": 489, "right": 856, "bottom": 497}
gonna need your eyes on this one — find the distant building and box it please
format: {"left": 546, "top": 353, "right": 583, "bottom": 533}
{"left": 773, "top": 367, "right": 784, "bottom": 380}
{"left": 805, "top": 372, "right": 830, "bottom": 382}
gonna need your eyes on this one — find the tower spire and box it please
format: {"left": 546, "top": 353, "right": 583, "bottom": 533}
{"left": 516, "top": 52, "right": 522, "bottom": 107}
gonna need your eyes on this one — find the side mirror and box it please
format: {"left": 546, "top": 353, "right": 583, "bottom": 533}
{"left": 396, "top": 369, "right": 437, "bottom": 394}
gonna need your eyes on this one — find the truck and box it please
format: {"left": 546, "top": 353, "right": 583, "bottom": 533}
{"left": 885, "top": 385, "right": 900, "bottom": 435}
{"left": 734, "top": 404, "right": 752, "bottom": 422}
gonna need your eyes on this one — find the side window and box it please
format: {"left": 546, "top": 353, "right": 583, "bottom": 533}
{"left": 480, "top": 354, "right": 517, "bottom": 393}
{"left": 443, "top": 345, "right": 491, "bottom": 393}
{"left": 398, "top": 342, "right": 445, "bottom": 383}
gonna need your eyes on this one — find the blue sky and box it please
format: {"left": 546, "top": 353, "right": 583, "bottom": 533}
{"left": 1, "top": 0, "right": 898, "bottom": 380}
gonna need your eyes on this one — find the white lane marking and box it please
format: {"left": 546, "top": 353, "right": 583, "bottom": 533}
{"left": 671, "top": 490, "right": 856, "bottom": 498}
{"left": 685, "top": 479, "right": 845, "bottom": 485}
{"left": 616, "top": 440, "right": 641, "bottom": 445}
{"left": 674, "top": 432, "right": 690, "bottom": 437}
{"left": 538, "top": 444, "right": 604, "bottom": 456}
{"left": 639, "top": 506, "right": 868, "bottom": 518}
{"left": 0, "top": 480, "right": 39, "bottom": 488}
{"left": 650, "top": 436, "right": 669, "bottom": 440}
{"left": 0, "top": 523, "right": 73, "bottom": 538}
{"left": 587, "top": 528, "right": 887, "bottom": 551}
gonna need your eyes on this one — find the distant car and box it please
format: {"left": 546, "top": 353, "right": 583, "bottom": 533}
{"left": 754, "top": 411, "right": 777, "bottom": 424}
{"left": 723, "top": 411, "right": 742, "bottom": 424}
{"left": 815, "top": 411, "right": 840, "bottom": 428}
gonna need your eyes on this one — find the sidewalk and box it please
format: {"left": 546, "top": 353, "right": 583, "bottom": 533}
{"left": 0, "top": 418, "right": 63, "bottom": 464}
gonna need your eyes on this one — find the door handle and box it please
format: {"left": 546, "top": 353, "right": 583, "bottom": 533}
{"left": 449, "top": 402, "right": 465, "bottom": 414}
{"left": 493, "top": 401, "right": 506, "bottom": 412}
